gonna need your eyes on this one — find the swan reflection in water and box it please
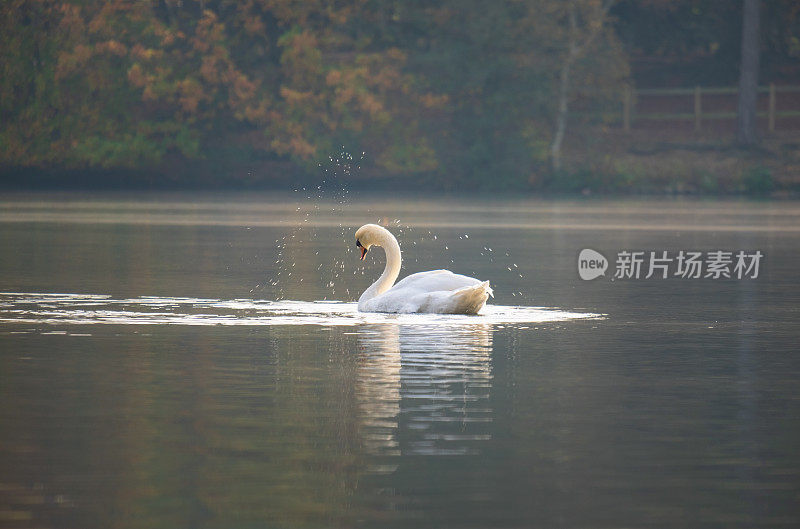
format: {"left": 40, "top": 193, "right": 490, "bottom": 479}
{"left": 355, "top": 323, "right": 493, "bottom": 471}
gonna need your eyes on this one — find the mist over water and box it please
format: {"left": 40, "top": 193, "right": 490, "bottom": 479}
{"left": 1, "top": 193, "right": 799, "bottom": 528}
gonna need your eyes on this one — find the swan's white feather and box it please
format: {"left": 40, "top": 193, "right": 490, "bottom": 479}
{"left": 393, "top": 270, "right": 480, "bottom": 292}
{"left": 355, "top": 224, "right": 493, "bottom": 315}
{"left": 361, "top": 271, "right": 493, "bottom": 314}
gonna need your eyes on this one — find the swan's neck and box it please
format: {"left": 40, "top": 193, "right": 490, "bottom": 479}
{"left": 359, "top": 230, "right": 401, "bottom": 305}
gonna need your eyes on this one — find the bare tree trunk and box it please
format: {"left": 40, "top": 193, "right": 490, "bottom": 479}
{"left": 551, "top": 52, "right": 574, "bottom": 173}
{"left": 549, "top": 0, "right": 615, "bottom": 174}
{"left": 550, "top": 5, "right": 578, "bottom": 174}
{"left": 737, "top": 0, "right": 760, "bottom": 146}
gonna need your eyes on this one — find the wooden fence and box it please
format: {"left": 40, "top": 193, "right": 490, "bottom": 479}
{"left": 620, "top": 84, "right": 800, "bottom": 132}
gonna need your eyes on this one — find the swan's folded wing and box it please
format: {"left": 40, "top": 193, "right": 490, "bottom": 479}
{"left": 406, "top": 281, "right": 491, "bottom": 314}
{"left": 363, "top": 272, "right": 491, "bottom": 314}
{"left": 392, "top": 270, "right": 483, "bottom": 293}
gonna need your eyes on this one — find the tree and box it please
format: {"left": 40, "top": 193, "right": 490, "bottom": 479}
{"left": 737, "top": 0, "right": 760, "bottom": 146}
{"left": 365, "top": 0, "right": 628, "bottom": 187}
{"left": 542, "top": 0, "right": 618, "bottom": 173}
{"left": 0, "top": 0, "right": 633, "bottom": 187}
{"left": 0, "top": 0, "right": 443, "bottom": 180}
{"left": 392, "top": 1, "right": 541, "bottom": 187}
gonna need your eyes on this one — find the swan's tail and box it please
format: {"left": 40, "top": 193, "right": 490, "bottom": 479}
{"left": 450, "top": 280, "right": 492, "bottom": 315}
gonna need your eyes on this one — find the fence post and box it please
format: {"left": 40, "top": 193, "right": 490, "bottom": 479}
{"left": 694, "top": 86, "right": 702, "bottom": 131}
{"left": 769, "top": 83, "right": 776, "bottom": 132}
{"left": 623, "top": 85, "right": 631, "bottom": 132}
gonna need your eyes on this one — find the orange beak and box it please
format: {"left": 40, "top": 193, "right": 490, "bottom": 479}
{"left": 357, "top": 239, "right": 368, "bottom": 260}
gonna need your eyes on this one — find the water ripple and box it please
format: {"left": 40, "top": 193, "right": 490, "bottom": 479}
{"left": 0, "top": 292, "right": 602, "bottom": 327}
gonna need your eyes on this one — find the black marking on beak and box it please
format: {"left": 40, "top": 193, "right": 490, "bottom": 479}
{"left": 356, "top": 240, "right": 367, "bottom": 260}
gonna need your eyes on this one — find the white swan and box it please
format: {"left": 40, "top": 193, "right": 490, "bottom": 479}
{"left": 355, "top": 224, "right": 493, "bottom": 314}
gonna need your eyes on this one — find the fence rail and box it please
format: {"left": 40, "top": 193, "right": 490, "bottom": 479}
{"left": 620, "top": 84, "right": 800, "bottom": 132}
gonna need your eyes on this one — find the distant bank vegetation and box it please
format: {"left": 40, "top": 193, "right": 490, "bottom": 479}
{"left": 1, "top": 1, "right": 799, "bottom": 192}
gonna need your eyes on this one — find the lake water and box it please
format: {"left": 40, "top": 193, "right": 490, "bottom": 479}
{"left": 0, "top": 193, "right": 798, "bottom": 528}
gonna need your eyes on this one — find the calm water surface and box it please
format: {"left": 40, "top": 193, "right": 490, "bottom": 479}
{"left": 0, "top": 193, "right": 798, "bottom": 528}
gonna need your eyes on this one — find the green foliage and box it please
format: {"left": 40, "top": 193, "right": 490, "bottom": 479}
{"left": 73, "top": 134, "right": 166, "bottom": 169}
{"left": 7, "top": 0, "right": 789, "bottom": 192}
{"left": 742, "top": 166, "right": 774, "bottom": 195}
{"left": 377, "top": 140, "right": 438, "bottom": 175}
{"left": 0, "top": 0, "right": 630, "bottom": 185}
{"left": 699, "top": 172, "right": 719, "bottom": 193}
{"left": 614, "top": 0, "right": 800, "bottom": 86}
{"left": 0, "top": 0, "right": 443, "bottom": 178}
{"left": 542, "top": 169, "right": 596, "bottom": 193}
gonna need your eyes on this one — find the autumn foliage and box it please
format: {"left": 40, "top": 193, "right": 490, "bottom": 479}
{"left": 4, "top": 1, "right": 795, "bottom": 187}
{"left": 0, "top": 0, "right": 446, "bottom": 180}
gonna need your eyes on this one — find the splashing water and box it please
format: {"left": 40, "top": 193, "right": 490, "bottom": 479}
{"left": 0, "top": 292, "right": 602, "bottom": 328}
{"left": 255, "top": 148, "right": 529, "bottom": 303}
{"left": 266, "top": 148, "right": 364, "bottom": 300}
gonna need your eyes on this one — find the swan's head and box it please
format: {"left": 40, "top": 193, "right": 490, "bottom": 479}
{"left": 354, "top": 223, "right": 386, "bottom": 260}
